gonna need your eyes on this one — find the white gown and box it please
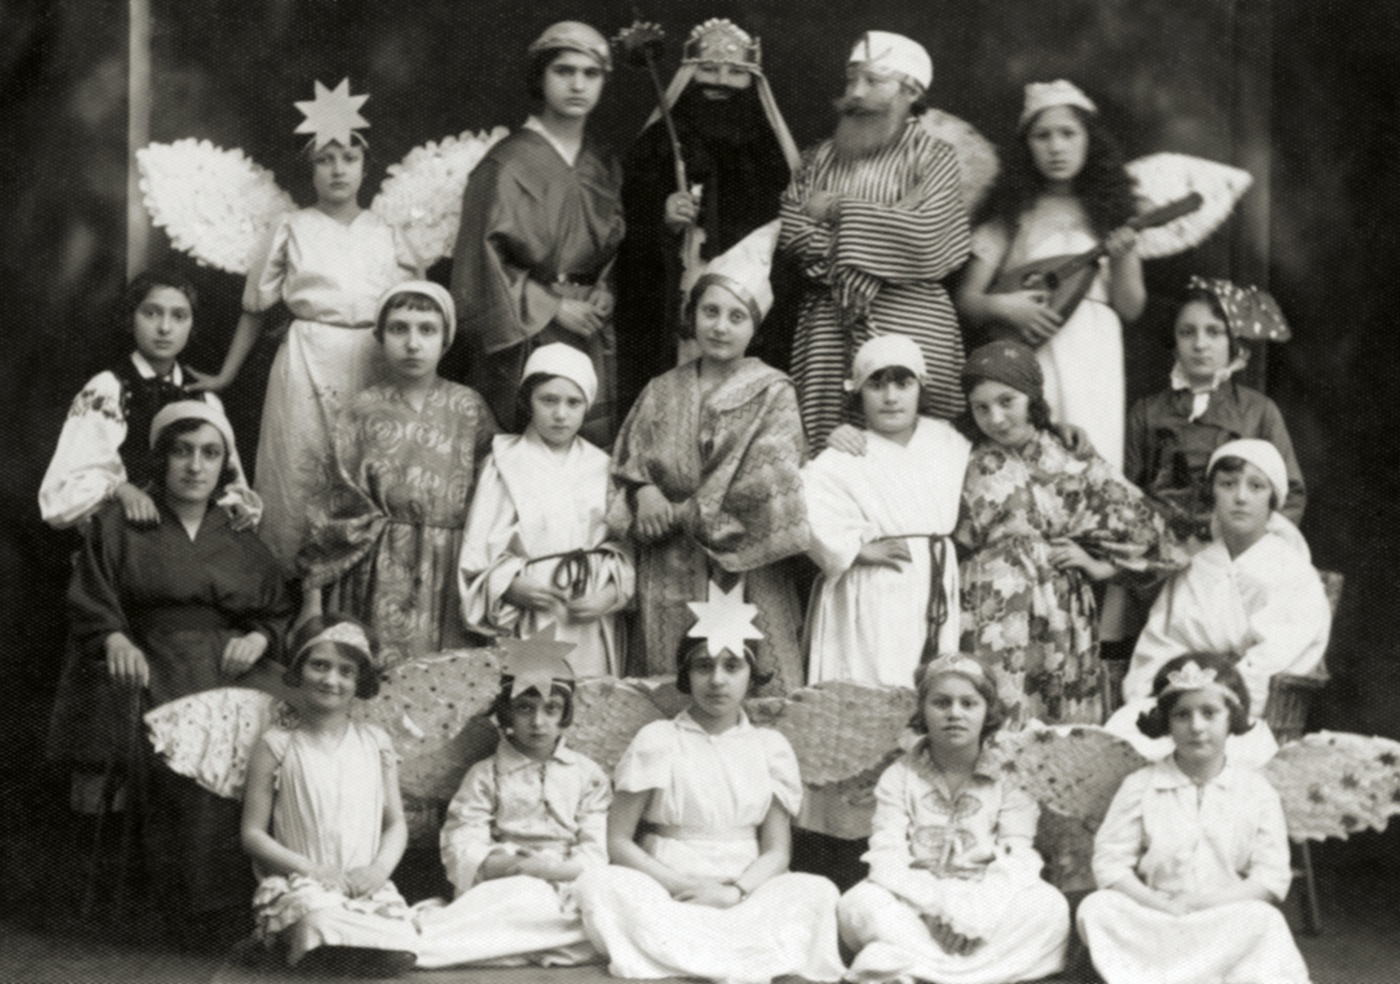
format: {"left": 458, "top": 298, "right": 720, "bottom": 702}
{"left": 244, "top": 207, "right": 409, "bottom": 567}
{"left": 1077, "top": 756, "right": 1310, "bottom": 984}
{"left": 458, "top": 432, "right": 634, "bottom": 677}
{"left": 575, "top": 711, "right": 845, "bottom": 984}
{"left": 972, "top": 199, "right": 1125, "bottom": 469}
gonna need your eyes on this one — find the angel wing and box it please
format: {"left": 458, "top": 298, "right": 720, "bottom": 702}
{"left": 144, "top": 687, "right": 289, "bottom": 799}
{"left": 919, "top": 109, "right": 1000, "bottom": 214}
{"left": 1126, "top": 152, "right": 1254, "bottom": 260}
{"left": 370, "top": 127, "right": 509, "bottom": 273}
{"left": 137, "top": 139, "right": 296, "bottom": 274}
{"left": 568, "top": 677, "right": 672, "bottom": 775}
{"left": 990, "top": 723, "right": 1150, "bottom": 829}
{"left": 1265, "top": 730, "right": 1400, "bottom": 842}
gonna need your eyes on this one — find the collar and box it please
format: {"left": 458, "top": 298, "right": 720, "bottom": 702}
{"left": 523, "top": 116, "right": 581, "bottom": 167}
{"left": 910, "top": 736, "right": 1000, "bottom": 783}
{"left": 496, "top": 734, "right": 578, "bottom": 771}
{"left": 1150, "top": 753, "right": 1237, "bottom": 791}
{"left": 1169, "top": 357, "right": 1245, "bottom": 395}
{"left": 676, "top": 707, "right": 752, "bottom": 737}
{"left": 131, "top": 350, "right": 184, "bottom": 386}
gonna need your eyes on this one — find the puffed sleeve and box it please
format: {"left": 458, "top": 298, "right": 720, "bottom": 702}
{"left": 567, "top": 754, "right": 614, "bottom": 872}
{"left": 760, "top": 728, "right": 804, "bottom": 818}
{"left": 863, "top": 757, "right": 947, "bottom": 913}
{"left": 242, "top": 212, "right": 292, "bottom": 314}
{"left": 439, "top": 758, "right": 501, "bottom": 895}
{"left": 1241, "top": 773, "right": 1292, "bottom": 903}
{"left": 39, "top": 371, "right": 128, "bottom": 529}
{"left": 1091, "top": 766, "right": 1151, "bottom": 890}
{"left": 612, "top": 720, "right": 674, "bottom": 794}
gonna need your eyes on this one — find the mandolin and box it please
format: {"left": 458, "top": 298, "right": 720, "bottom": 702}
{"left": 989, "top": 192, "right": 1204, "bottom": 327}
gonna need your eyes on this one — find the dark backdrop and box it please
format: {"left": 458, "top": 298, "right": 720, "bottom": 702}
{"left": 2, "top": 0, "right": 1396, "bottom": 910}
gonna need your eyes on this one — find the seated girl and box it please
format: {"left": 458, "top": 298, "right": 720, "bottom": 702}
{"left": 803, "top": 334, "right": 970, "bottom": 687}
{"left": 609, "top": 221, "right": 808, "bottom": 690}
{"left": 574, "top": 585, "right": 844, "bottom": 984}
{"left": 240, "top": 615, "right": 417, "bottom": 975}
{"left": 1124, "top": 277, "right": 1304, "bottom": 542}
{"left": 415, "top": 644, "right": 610, "bottom": 968}
{"left": 298, "top": 281, "right": 496, "bottom": 668}
{"left": 40, "top": 267, "right": 256, "bottom": 529}
{"left": 1078, "top": 652, "right": 1310, "bottom": 984}
{"left": 839, "top": 656, "right": 1069, "bottom": 984}
{"left": 459, "top": 343, "right": 634, "bottom": 678}
{"left": 1110, "top": 439, "right": 1331, "bottom": 763}
{"left": 955, "top": 340, "right": 1178, "bottom": 726}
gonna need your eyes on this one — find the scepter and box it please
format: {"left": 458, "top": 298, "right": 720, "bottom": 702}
{"left": 615, "top": 20, "right": 688, "bottom": 195}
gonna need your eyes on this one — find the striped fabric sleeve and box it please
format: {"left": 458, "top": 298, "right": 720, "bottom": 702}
{"left": 831, "top": 138, "right": 971, "bottom": 284}
{"left": 778, "top": 153, "right": 834, "bottom": 275}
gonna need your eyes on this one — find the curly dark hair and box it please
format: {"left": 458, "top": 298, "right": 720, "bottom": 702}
{"left": 492, "top": 678, "right": 576, "bottom": 730}
{"left": 1135, "top": 652, "right": 1252, "bottom": 739}
{"left": 284, "top": 612, "right": 381, "bottom": 700}
{"left": 950, "top": 391, "right": 1055, "bottom": 445}
{"left": 1203, "top": 455, "right": 1280, "bottom": 512}
{"left": 976, "top": 103, "right": 1137, "bottom": 239}
{"left": 674, "top": 637, "right": 772, "bottom": 695}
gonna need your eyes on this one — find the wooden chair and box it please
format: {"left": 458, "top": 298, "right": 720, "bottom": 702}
{"left": 1261, "top": 567, "right": 1342, "bottom": 936}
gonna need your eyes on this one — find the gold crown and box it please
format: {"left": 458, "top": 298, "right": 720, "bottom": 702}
{"left": 683, "top": 19, "right": 761, "bottom": 70}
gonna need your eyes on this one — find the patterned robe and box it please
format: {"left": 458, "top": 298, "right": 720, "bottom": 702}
{"left": 299, "top": 379, "right": 495, "bottom": 669}
{"left": 779, "top": 118, "right": 970, "bottom": 450}
{"left": 608, "top": 358, "right": 809, "bottom": 691}
{"left": 956, "top": 430, "right": 1177, "bottom": 726}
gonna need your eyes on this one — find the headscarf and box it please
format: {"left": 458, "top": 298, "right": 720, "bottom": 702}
{"left": 848, "top": 31, "right": 932, "bottom": 92}
{"left": 1186, "top": 276, "right": 1291, "bottom": 342}
{"left": 522, "top": 342, "right": 599, "bottom": 408}
{"left": 149, "top": 399, "right": 237, "bottom": 452}
{"left": 846, "top": 334, "right": 926, "bottom": 392}
{"left": 529, "top": 21, "right": 612, "bottom": 71}
{"left": 1020, "top": 79, "right": 1097, "bottom": 127}
{"left": 375, "top": 280, "right": 457, "bottom": 349}
{"left": 1207, "top": 438, "right": 1289, "bottom": 506}
{"left": 959, "top": 340, "right": 1044, "bottom": 401}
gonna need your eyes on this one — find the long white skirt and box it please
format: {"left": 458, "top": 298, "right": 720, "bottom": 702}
{"left": 839, "top": 878, "right": 1068, "bottom": 984}
{"left": 1038, "top": 297, "right": 1124, "bottom": 471}
{"left": 1077, "top": 889, "right": 1310, "bottom": 984}
{"left": 413, "top": 875, "right": 600, "bottom": 969}
{"left": 575, "top": 865, "right": 844, "bottom": 984}
{"left": 254, "top": 319, "right": 381, "bottom": 569}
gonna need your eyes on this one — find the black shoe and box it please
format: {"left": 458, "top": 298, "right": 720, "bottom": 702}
{"left": 296, "top": 945, "right": 416, "bottom": 978}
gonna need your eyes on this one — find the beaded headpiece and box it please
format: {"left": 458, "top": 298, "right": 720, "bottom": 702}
{"left": 294, "top": 78, "right": 370, "bottom": 152}
{"left": 296, "top": 620, "right": 373, "bottom": 663}
{"left": 918, "top": 653, "right": 991, "bottom": 687}
{"left": 1159, "top": 660, "right": 1242, "bottom": 706}
{"left": 682, "top": 18, "right": 762, "bottom": 71}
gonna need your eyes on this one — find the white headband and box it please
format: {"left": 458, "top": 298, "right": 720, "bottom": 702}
{"left": 296, "top": 621, "right": 373, "bottom": 663}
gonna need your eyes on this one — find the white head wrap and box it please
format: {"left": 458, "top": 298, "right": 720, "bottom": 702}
{"left": 522, "top": 343, "right": 599, "bottom": 408}
{"left": 848, "top": 31, "right": 932, "bottom": 92}
{"left": 1020, "top": 79, "right": 1097, "bottom": 126}
{"left": 1207, "top": 438, "right": 1289, "bottom": 507}
{"left": 296, "top": 620, "right": 374, "bottom": 664}
{"left": 690, "top": 219, "right": 781, "bottom": 325}
{"left": 149, "top": 399, "right": 236, "bottom": 452}
{"left": 847, "top": 334, "right": 927, "bottom": 392}
{"left": 375, "top": 280, "right": 457, "bottom": 349}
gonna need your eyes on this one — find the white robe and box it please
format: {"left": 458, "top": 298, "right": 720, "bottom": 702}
{"left": 803, "top": 417, "right": 970, "bottom": 687}
{"left": 458, "top": 432, "right": 634, "bottom": 677}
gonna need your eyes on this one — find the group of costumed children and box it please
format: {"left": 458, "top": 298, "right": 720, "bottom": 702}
{"left": 38, "top": 18, "right": 1325, "bottom": 984}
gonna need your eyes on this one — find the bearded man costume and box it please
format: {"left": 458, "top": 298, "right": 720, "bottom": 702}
{"left": 779, "top": 32, "right": 970, "bottom": 451}
{"left": 614, "top": 19, "right": 801, "bottom": 411}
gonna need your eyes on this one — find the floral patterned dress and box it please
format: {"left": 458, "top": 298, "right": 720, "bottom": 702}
{"left": 956, "top": 430, "right": 1177, "bottom": 726}
{"left": 299, "top": 378, "right": 495, "bottom": 668}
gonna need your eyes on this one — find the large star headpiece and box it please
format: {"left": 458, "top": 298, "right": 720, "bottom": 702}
{"left": 498, "top": 624, "right": 578, "bottom": 698}
{"left": 686, "top": 580, "right": 764, "bottom": 657}
{"left": 294, "top": 78, "right": 370, "bottom": 151}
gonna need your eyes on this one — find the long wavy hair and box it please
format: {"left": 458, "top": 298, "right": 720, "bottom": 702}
{"left": 976, "top": 104, "right": 1137, "bottom": 239}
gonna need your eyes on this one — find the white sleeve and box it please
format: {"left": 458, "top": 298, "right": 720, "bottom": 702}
{"left": 802, "top": 452, "right": 871, "bottom": 579}
{"left": 39, "top": 372, "right": 128, "bottom": 528}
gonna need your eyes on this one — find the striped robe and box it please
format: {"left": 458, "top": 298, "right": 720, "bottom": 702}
{"left": 779, "top": 118, "right": 970, "bottom": 450}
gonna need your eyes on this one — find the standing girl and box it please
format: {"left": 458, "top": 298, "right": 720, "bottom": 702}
{"left": 1077, "top": 652, "right": 1310, "bottom": 984}
{"left": 240, "top": 614, "right": 418, "bottom": 975}
{"left": 296, "top": 282, "right": 495, "bottom": 669}
{"left": 574, "top": 589, "right": 844, "bottom": 984}
{"left": 415, "top": 646, "right": 611, "bottom": 968}
{"left": 608, "top": 221, "right": 808, "bottom": 690}
{"left": 955, "top": 341, "right": 1178, "bottom": 726}
{"left": 839, "top": 657, "right": 1069, "bottom": 984}
{"left": 451, "top": 21, "right": 623, "bottom": 446}
{"left": 40, "top": 268, "right": 255, "bottom": 530}
{"left": 459, "top": 343, "right": 634, "bottom": 677}
{"left": 196, "top": 82, "right": 410, "bottom": 567}
{"left": 956, "top": 79, "right": 1144, "bottom": 469}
